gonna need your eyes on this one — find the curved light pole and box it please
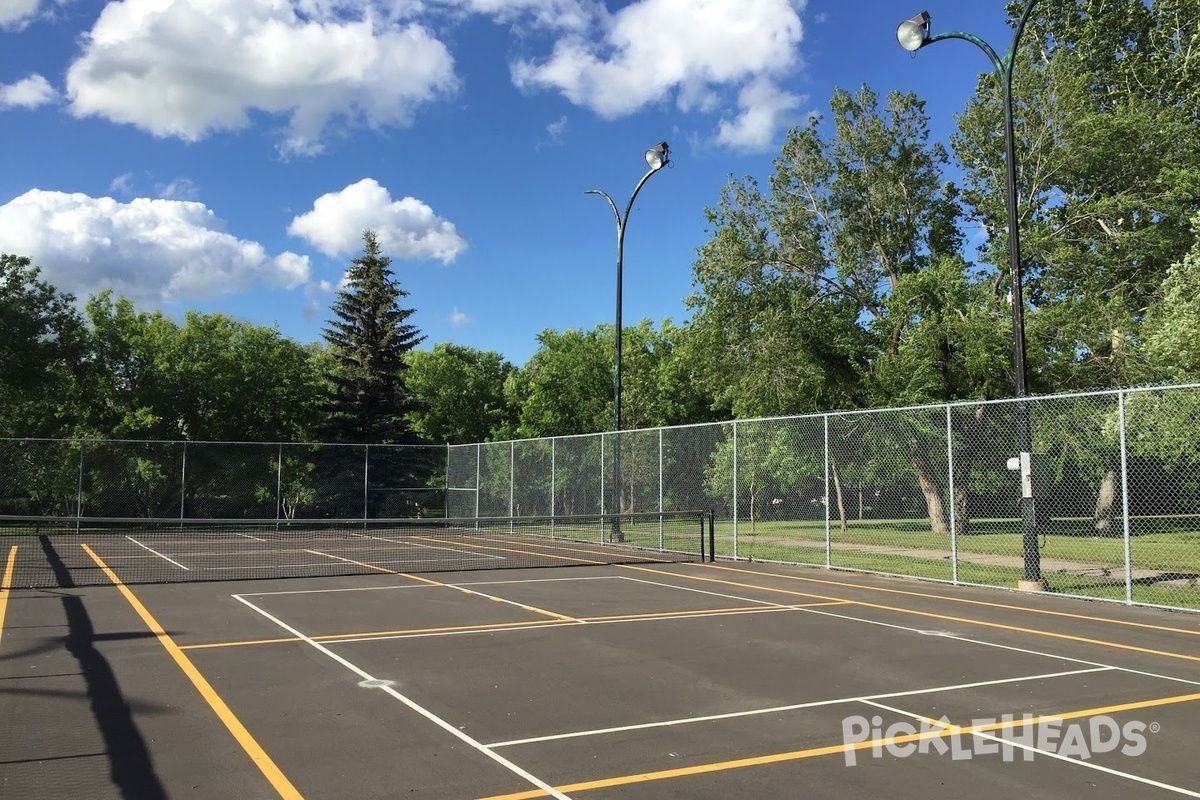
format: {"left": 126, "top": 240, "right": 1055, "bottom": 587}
{"left": 586, "top": 141, "right": 670, "bottom": 540}
{"left": 898, "top": 5, "right": 1045, "bottom": 589}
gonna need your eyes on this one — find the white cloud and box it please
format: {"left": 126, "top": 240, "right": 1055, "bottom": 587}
{"left": 715, "top": 77, "right": 803, "bottom": 152}
{"left": 157, "top": 177, "right": 199, "bottom": 201}
{"left": 545, "top": 115, "right": 568, "bottom": 144}
{"left": 448, "top": 307, "right": 470, "bottom": 325}
{"left": 0, "top": 189, "right": 311, "bottom": 306}
{"left": 0, "top": 0, "right": 42, "bottom": 29}
{"left": 288, "top": 178, "right": 467, "bottom": 263}
{"left": 511, "top": 0, "right": 805, "bottom": 123}
{"left": 437, "top": 0, "right": 592, "bottom": 31}
{"left": 108, "top": 172, "right": 136, "bottom": 195}
{"left": 0, "top": 74, "right": 57, "bottom": 109}
{"left": 64, "top": 0, "right": 458, "bottom": 155}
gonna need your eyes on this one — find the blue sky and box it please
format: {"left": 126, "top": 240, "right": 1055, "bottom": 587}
{"left": 0, "top": 0, "right": 1018, "bottom": 367}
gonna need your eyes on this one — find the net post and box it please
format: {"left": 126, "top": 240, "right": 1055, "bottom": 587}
{"left": 700, "top": 513, "right": 710, "bottom": 563}
{"left": 179, "top": 439, "right": 188, "bottom": 524}
{"left": 76, "top": 440, "right": 85, "bottom": 533}
{"left": 276, "top": 443, "right": 283, "bottom": 526}
{"left": 698, "top": 511, "right": 705, "bottom": 561}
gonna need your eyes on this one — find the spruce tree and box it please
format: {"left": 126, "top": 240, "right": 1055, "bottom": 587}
{"left": 322, "top": 230, "right": 425, "bottom": 445}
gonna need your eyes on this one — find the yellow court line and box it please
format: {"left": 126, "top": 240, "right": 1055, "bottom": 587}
{"left": 180, "top": 601, "right": 855, "bottom": 651}
{"left": 620, "top": 564, "right": 842, "bottom": 603}
{"left": 0, "top": 545, "right": 17, "bottom": 647}
{"left": 699, "top": 563, "right": 1200, "bottom": 637}
{"left": 180, "top": 636, "right": 305, "bottom": 650}
{"left": 411, "top": 535, "right": 612, "bottom": 567}
{"left": 472, "top": 689, "right": 1200, "bottom": 800}
{"left": 629, "top": 565, "right": 1200, "bottom": 664}
{"left": 423, "top": 531, "right": 683, "bottom": 566}
{"left": 585, "top": 605, "right": 782, "bottom": 622}
{"left": 181, "top": 619, "right": 569, "bottom": 650}
{"left": 308, "top": 547, "right": 581, "bottom": 623}
{"left": 81, "top": 544, "right": 304, "bottom": 800}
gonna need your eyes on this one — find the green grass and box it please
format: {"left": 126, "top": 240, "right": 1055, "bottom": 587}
{"left": 714, "top": 518, "right": 1200, "bottom": 572}
{"left": 712, "top": 533, "right": 1200, "bottom": 611}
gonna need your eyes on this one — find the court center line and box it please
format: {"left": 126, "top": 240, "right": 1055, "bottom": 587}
{"left": 80, "top": 544, "right": 303, "bottom": 800}
{"left": 484, "top": 666, "right": 1114, "bottom": 748}
{"left": 125, "top": 536, "right": 190, "bottom": 570}
{"left": 318, "top": 605, "right": 847, "bottom": 646}
{"left": 698, "top": 562, "right": 1200, "bottom": 637}
{"left": 351, "top": 533, "right": 505, "bottom": 560}
{"left": 424, "top": 532, "right": 682, "bottom": 566}
{"left": 627, "top": 565, "right": 1200, "bottom": 665}
{"left": 0, "top": 545, "right": 17, "bottom": 646}
{"left": 183, "top": 618, "right": 570, "bottom": 651}
{"left": 471, "top": 689, "right": 1200, "bottom": 800}
{"left": 188, "top": 602, "right": 842, "bottom": 650}
{"left": 411, "top": 535, "right": 611, "bottom": 567}
{"left": 232, "top": 593, "right": 574, "bottom": 800}
{"left": 237, "top": 575, "right": 622, "bottom": 599}
{"left": 862, "top": 699, "right": 1200, "bottom": 798}
{"left": 615, "top": 574, "right": 823, "bottom": 609}
{"left": 305, "top": 549, "right": 581, "bottom": 623}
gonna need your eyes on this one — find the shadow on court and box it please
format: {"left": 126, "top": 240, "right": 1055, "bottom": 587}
{"left": 0, "top": 537, "right": 168, "bottom": 799}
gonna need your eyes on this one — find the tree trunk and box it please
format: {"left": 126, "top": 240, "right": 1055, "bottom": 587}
{"left": 1093, "top": 466, "right": 1117, "bottom": 535}
{"left": 910, "top": 443, "right": 949, "bottom": 536}
{"left": 831, "top": 460, "right": 848, "bottom": 536}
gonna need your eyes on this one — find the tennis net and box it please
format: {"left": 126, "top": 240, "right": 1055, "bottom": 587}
{"left": 0, "top": 511, "right": 710, "bottom": 588}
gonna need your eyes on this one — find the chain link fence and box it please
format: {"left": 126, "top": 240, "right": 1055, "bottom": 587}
{"left": 6, "top": 385, "right": 1200, "bottom": 611}
{"left": 447, "top": 385, "right": 1200, "bottom": 613}
{"left": 0, "top": 440, "right": 447, "bottom": 520}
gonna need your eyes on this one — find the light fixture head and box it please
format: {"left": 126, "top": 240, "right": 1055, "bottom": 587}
{"left": 897, "top": 11, "right": 931, "bottom": 52}
{"left": 645, "top": 142, "right": 669, "bottom": 170}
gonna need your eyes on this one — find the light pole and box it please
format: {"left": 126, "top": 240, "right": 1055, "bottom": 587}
{"left": 586, "top": 141, "right": 670, "bottom": 541}
{"left": 898, "top": 5, "right": 1045, "bottom": 589}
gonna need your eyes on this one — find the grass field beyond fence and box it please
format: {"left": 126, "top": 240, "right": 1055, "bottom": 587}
{"left": 709, "top": 517, "right": 1200, "bottom": 611}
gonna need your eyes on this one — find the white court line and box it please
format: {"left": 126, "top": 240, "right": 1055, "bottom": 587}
{"left": 124, "top": 536, "right": 190, "bottom": 570}
{"left": 232, "top": 594, "right": 574, "bottom": 800}
{"left": 325, "top": 607, "right": 820, "bottom": 645}
{"left": 615, "top": 574, "right": 804, "bottom": 608}
{"left": 352, "top": 533, "right": 506, "bottom": 560}
{"left": 863, "top": 699, "right": 1200, "bottom": 797}
{"left": 486, "top": 666, "right": 1114, "bottom": 748}
{"left": 238, "top": 575, "right": 624, "bottom": 598}
{"left": 793, "top": 604, "right": 1200, "bottom": 689}
{"left": 196, "top": 556, "right": 503, "bottom": 571}
{"left": 621, "top": 572, "right": 1200, "bottom": 688}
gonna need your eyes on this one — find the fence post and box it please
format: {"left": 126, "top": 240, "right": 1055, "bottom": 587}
{"left": 363, "top": 445, "right": 370, "bottom": 520}
{"left": 551, "top": 438, "right": 557, "bottom": 537}
{"left": 180, "top": 440, "right": 188, "bottom": 520}
{"left": 274, "top": 444, "right": 282, "bottom": 522}
{"left": 824, "top": 415, "right": 831, "bottom": 568}
{"left": 1119, "top": 390, "right": 1133, "bottom": 605}
{"left": 599, "top": 434, "right": 606, "bottom": 542}
{"left": 658, "top": 427, "right": 664, "bottom": 550}
{"left": 946, "top": 405, "right": 958, "bottom": 584}
{"left": 76, "top": 440, "right": 85, "bottom": 530}
{"left": 509, "top": 441, "right": 515, "bottom": 530}
{"left": 732, "top": 421, "right": 738, "bottom": 560}
{"left": 475, "top": 443, "right": 481, "bottom": 519}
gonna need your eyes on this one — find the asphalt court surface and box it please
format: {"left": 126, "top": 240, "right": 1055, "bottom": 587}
{"left": 3, "top": 540, "right": 1200, "bottom": 799}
